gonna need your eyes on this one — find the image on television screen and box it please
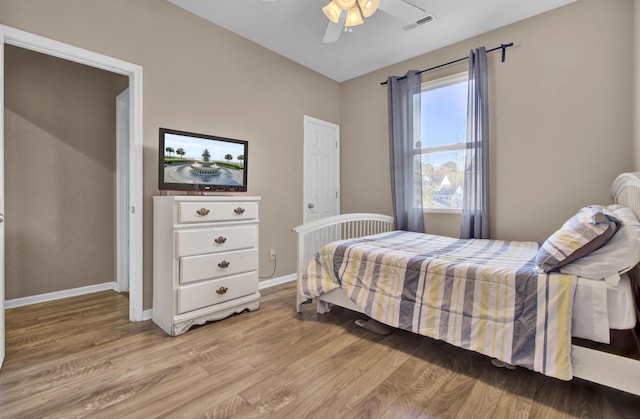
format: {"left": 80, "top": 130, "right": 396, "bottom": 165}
{"left": 160, "top": 128, "right": 247, "bottom": 191}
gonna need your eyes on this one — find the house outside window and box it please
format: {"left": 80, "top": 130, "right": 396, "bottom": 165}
{"left": 416, "top": 72, "right": 468, "bottom": 212}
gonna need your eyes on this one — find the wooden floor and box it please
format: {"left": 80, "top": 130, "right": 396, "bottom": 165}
{"left": 1, "top": 283, "right": 639, "bottom": 418}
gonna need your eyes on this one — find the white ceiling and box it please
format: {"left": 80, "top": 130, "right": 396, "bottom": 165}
{"left": 167, "top": 0, "right": 576, "bottom": 83}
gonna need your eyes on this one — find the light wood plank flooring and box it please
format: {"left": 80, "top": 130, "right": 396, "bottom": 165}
{"left": 1, "top": 282, "right": 639, "bottom": 418}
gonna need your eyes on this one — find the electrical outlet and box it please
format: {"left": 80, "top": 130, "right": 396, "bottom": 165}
{"left": 269, "top": 249, "right": 276, "bottom": 261}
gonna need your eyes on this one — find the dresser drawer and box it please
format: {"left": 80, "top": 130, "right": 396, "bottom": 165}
{"left": 176, "top": 225, "right": 257, "bottom": 257}
{"left": 178, "top": 201, "right": 258, "bottom": 224}
{"left": 177, "top": 271, "right": 258, "bottom": 314}
{"left": 180, "top": 248, "right": 257, "bottom": 284}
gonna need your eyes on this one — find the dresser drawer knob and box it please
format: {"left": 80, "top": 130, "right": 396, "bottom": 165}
{"left": 216, "top": 286, "right": 229, "bottom": 295}
{"left": 196, "top": 208, "right": 210, "bottom": 216}
{"left": 234, "top": 207, "right": 246, "bottom": 215}
{"left": 214, "top": 236, "right": 227, "bottom": 244}
{"left": 218, "top": 260, "right": 230, "bottom": 269}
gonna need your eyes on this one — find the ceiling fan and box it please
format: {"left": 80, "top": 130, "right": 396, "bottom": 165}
{"left": 261, "top": 0, "right": 432, "bottom": 44}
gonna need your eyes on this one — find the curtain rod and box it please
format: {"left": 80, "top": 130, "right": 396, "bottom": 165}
{"left": 380, "top": 42, "right": 514, "bottom": 86}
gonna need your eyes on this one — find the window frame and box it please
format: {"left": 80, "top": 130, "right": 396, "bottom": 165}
{"left": 418, "top": 71, "right": 468, "bottom": 214}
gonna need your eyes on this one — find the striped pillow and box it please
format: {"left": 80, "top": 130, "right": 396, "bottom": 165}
{"left": 535, "top": 206, "right": 620, "bottom": 273}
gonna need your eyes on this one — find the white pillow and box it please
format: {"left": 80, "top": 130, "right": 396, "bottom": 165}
{"left": 559, "top": 205, "right": 640, "bottom": 282}
{"left": 535, "top": 206, "right": 619, "bottom": 273}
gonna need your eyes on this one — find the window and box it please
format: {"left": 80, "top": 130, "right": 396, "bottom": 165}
{"left": 417, "top": 72, "right": 468, "bottom": 212}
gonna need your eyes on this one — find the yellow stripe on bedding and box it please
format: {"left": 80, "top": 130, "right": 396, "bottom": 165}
{"left": 341, "top": 246, "right": 362, "bottom": 294}
{"left": 388, "top": 257, "right": 406, "bottom": 326}
{"left": 498, "top": 273, "right": 511, "bottom": 360}
{"left": 374, "top": 259, "right": 394, "bottom": 324}
{"left": 475, "top": 271, "right": 492, "bottom": 354}
{"left": 319, "top": 251, "right": 338, "bottom": 294}
{"left": 554, "top": 273, "right": 574, "bottom": 380}
{"left": 423, "top": 273, "right": 443, "bottom": 336}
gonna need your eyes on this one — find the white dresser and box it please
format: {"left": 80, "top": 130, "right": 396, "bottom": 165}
{"left": 153, "top": 195, "right": 261, "bottom": 336}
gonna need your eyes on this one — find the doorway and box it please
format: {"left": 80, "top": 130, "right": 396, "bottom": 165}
{"left": 0, "top": 25, "right": 144, "bottom": 368}
{"left": 4, "top": 44, "right": 127, "bottom": 304}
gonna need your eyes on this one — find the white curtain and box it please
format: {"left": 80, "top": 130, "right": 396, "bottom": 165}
{"left": 460, "top": 47, "right": 490, "bottom": 239}
{"left": 387, "top": 70, "right": 424, "bottom": 233}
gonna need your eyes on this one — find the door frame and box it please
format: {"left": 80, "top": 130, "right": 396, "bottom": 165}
{"left": 1, "top": 25, "right": 144, "bottom": 322}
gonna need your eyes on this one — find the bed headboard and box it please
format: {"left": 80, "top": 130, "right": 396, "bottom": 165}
{"left": 612, "top": 173, "right": 640, "bottom": 325}
{"left": 612, "top": 172, "right": 640, "bottom": 219}
{"left": 292, "top": 213, "right": 395, "bottom": 309}
{"left": 293, "top": 213, "right": 395, "bottom": 275}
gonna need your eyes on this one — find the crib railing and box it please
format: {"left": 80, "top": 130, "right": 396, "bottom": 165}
{"left": 612, "top": 172, "right": 640, "bottom": 219}
{"left": 292, "top": 213, "right": 395, "bottom": 311}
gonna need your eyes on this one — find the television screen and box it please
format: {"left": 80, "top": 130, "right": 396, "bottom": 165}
{"left": 159, "top": 128, "right": 248, "bottom": 192}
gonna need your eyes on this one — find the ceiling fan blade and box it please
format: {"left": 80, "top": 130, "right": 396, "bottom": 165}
{"left": 323, "top": 22, "right": 342, "bottom": 43}
{"left": 379, "top": 0, "right": 425, "bottom": 22}
{"left": 323, "top": 11, "right": 346, "bottom": 43}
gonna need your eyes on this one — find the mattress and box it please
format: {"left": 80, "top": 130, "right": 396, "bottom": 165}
{"left": 572, "top": 274, "right": 637, "bottom": 343}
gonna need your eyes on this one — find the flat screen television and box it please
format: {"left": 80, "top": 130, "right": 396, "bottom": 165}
{"left": 158, "top": 128, "right": 248, "bottom": 192}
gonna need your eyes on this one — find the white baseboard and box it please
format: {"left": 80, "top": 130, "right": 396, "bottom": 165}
{"left": 5, "top": 281, "right": 118, "bottom": 309}
{"left": 258, "top": 273, "right": 296, "bottom": 289}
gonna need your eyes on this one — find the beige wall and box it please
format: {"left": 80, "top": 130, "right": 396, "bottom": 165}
{"left": 0, "top": 0, "right": 340, "bottom": 307}
{"left": 4, "top": 45, "right": 128, "bottom": 299}
{"left": 341, "top": 0, "right": 634, "bottom": 243}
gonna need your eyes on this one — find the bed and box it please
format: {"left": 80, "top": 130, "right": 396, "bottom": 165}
{"left": 293, "top": 173, "right": 640, "bottom": 396}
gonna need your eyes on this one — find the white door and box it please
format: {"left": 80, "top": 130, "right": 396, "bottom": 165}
{"left": 0, "top": 27, "right": 5, "bottom": 369}
{"left": 303, "top": 116, "right": 340, "bottom": 223}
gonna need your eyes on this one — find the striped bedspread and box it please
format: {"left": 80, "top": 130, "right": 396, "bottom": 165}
{"left": 301, "top": 230, "right": 577, "bottom": 380}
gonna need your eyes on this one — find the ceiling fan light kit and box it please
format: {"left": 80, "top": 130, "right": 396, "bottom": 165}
{"left": 321, "top": 0, "right": 426, "bottom": 43}
{"left": 335, "top": 0, "right": 357, "bottom": 9}
{"left": 322, "top": 1, "right": 342, "bottom": 23}
{"left": 358, "top": 0, "right": 380, "bottom": 18}
{"left": 345, "top": 7, "right": 364, "bottom": 27}
{"left": 323, "top": 0, "right": 380, "bottom": 29}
